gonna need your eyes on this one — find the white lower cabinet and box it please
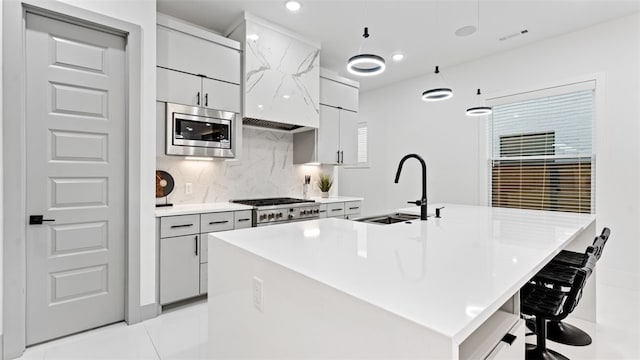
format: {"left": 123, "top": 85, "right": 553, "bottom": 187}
{"left": 160, "top": 234, "right": 200, "bottom": 304}
{"left": 159, "top": 210, "right": 252, "bottom": 305}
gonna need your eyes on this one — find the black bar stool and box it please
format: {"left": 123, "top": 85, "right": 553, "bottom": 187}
{"left": 521, "top": 252, "right": 596, "bottom": 360}
{"left": 528, "top": 227, "right": 610, "bottom": 346}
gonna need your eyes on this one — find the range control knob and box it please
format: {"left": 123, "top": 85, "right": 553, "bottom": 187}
{"left": 290, "top": 208, "right": 294, "bottom": 212}
{"left": 277, "top": 213, "right": 283, "bottom": 218}
{"left": 288, "top": 214, "right": 294, "bottom": 220}
{"left": 313, "top": 209, "right": 319, "bottom": 214}
{"left": 268, "top": 213, "right": 275, "bottom": 219}
{"left": 260, "top": 214, "right": 266, "bottom": 220}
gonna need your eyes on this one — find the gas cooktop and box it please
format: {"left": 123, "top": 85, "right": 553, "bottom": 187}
{"left": 230, "top": 197, "right": 315, "bottom": 207}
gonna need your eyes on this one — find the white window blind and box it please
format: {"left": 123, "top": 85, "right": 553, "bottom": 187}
{"left": 489, "top": 88, "right": 594, "bottom": 214}
{"left": 357, "top": 123, "right": 368, "bottom": 165}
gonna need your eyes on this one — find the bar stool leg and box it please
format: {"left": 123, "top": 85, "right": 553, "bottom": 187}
{"left": 526, "top": 317, "right": 570, "bottom": 360}
{"left": 546, "top": 320, "right": 592, "bottom": 346}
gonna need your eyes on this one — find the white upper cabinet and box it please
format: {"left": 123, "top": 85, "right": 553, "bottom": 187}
{"left": 157, "top": 14, "right": 241, "bottom": 84}
{"left": 320, "top": 76, "right": 359, "bottom": 112}
{"left": 228, "top": 13, "right": 320, "bottom": 129}
{"left": 293, "top": 69, "right": 359, "bottom": 165}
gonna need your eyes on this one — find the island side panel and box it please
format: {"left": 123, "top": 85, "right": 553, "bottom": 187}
{"left": 208, "top": 235, "right": 455, "bottom": 359}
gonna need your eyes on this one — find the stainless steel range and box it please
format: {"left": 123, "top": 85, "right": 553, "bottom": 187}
{"left": 230, "top": 197, "right": 320, "bottom": 227}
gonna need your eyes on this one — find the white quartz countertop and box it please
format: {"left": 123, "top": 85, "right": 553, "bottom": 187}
{"left": 310, "top": 196, "right": 363, "bottom": 204}
{"left": 155, "top": 202, "right": 253, "bottom": 217}
{"left": 210, "top": 203, "right": 595, "bottom": 343}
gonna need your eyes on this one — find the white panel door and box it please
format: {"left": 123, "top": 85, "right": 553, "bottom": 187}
{"left": 339, "top": 109, "right": 358, "bottom": 165}
{"left": 317, "top": 105, "right": 340, "bottom": 164}
{"left": 25, "top": 12, "right": 126, "bottom": 345}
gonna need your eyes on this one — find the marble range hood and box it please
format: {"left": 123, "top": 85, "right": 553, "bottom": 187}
{"left": 227, "top": 13, "right": 321, "bottom": 132}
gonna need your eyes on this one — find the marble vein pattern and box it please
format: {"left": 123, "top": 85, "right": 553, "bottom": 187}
{"left": 156, "top": 128, "right": 336, "bottom": 204}
{"left": 244, "top": 20, "right": 320, "bottom": 128}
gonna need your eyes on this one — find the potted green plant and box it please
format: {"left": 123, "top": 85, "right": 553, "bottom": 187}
{"left": 317, "top": 173, "right": 333, "bottom": 198}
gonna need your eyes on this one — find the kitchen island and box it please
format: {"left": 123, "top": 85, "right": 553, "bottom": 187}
{"left": 207, "top": 204, "right": 596, "bottom": 359}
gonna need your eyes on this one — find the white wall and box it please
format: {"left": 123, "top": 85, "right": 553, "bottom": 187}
{"left": 56, "top": 0, "right": 157, "bottom": 306}
{"left": 340, "top": 13, "right": 640, "bottom": 290}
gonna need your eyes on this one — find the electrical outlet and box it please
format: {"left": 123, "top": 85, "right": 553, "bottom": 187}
{"left": 252, "top": 276, "right": 263, "bottom": 312}
{"left": 185, "top": 183, "right": 193, "bottom": 195}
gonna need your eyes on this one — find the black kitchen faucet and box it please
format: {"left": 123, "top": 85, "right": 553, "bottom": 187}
{"left": 394, "top": 153, "right": 428, "bottom": 220}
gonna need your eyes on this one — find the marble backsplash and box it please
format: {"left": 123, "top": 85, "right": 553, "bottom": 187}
{"left": 156, "top": 127, "right": 337, "bottom": 204}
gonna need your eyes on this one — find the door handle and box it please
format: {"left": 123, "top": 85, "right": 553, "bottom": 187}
{"left": 197, "top": 92, "right": 200, "bottom": 106}
{"left": 29, "top": 215, "right": 55, "bottom": 225}
{"left": 205, "top": 93, "right": 208, "bottom": 107}
{"left": 195, "top": 235, "right": 198, "bottom": 256}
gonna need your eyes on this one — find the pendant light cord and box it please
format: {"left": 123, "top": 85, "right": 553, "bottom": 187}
{"left": 357, "top": 0, "right": 369, "bottom": 54}
{"left": 477, "top": 0, "right": 480, "bottom": 32}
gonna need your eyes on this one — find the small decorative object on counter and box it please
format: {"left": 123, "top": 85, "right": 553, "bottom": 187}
{"left": 303, "top": 175, "right": 311, "bottom": 199}
{"left": 317, "top": 173, "right": 333, "bottom": 198}
{"left": 155, "top": 170, "right": 175, "bottom": 207}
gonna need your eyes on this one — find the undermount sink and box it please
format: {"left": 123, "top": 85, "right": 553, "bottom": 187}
{"left": 355, "top": 213, "right": 421, "bottom": 225}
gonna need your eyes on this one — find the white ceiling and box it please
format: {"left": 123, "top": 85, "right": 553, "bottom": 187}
{"left": 156, "top": 0, "right": 640, "bottom": 91}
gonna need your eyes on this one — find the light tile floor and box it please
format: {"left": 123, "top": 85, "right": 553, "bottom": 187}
{"left": 17, "top": 284, "right": 640, "bottom": 359}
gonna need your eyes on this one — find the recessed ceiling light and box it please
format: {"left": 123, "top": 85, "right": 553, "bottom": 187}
{"left": 283, "top": 95, "right": 291, "bottom": 99}
{"left": 284, "top": 0, "right": 301, "bottom": 12}
{"left": 455, "top": 25, "right": 477, "bottom": 37}
{"left": 247, "top": 33, "right": 259, "bottom": 41}
{"left": 392, "top": 53, "right": 404, "bottom": 62}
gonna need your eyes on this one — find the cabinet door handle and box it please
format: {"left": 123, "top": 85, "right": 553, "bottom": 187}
{"left": 336, "top": 150, "right": 340, "bottom": 163}
{"left": 349, "top": 207, "right": 360, "bottom": 210}
{"left": 205, "top": 93, "right": 208, "bottom": 107}
{"left": 170, "top": 224, "right": 194, "bottom": 229}
{"left": 237, "top": 218, "right": 250, "bottom": 222}
{"left": 197, "top": 91, "right": 200, "bottom": 105}
{"left": 195, "top": 235, "right": 198, "bottom": 256}
{"left": 340, "top": 151, "right": 344, "bottom": 164}
{"left": 209, "top": 220, "right": 229, "bottom": 225}
{"left": 332, "top": 208, "right": 343, "bottom": 212}
{"left": 319, "top": 210, "right": 327, "bottom": 213}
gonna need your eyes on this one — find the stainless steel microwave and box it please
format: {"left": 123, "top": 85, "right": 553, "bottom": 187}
{"left": 166, "top": 103, "right": 236, "bottom": 158}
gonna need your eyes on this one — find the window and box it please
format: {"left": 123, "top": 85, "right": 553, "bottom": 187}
{"left": 489, "top": 85, "right": 594, "bottom": 214}
{"left": 349, "top": 121, "right": 368, "bottom": 167}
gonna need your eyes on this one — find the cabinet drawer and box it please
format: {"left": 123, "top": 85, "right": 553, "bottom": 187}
{"left": 200, "top": 211, "right": 234, "bottom": 233}
{"left": 234, "top": 210, "right": 253, "bottom": 229}
{"left": 160, "top": 214, "right": 200, "bottom": 238}
{"left": 200, "top": 263, "right": 208, "bottom": 295}
{"left": 327, "top": 202, "right": 345, "bottom": 217}
{"left": 318, "top": 204, "right": 328, "bottom": 219}
{"left": 344, "top": 201, "right": 362, "bottom": 215}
